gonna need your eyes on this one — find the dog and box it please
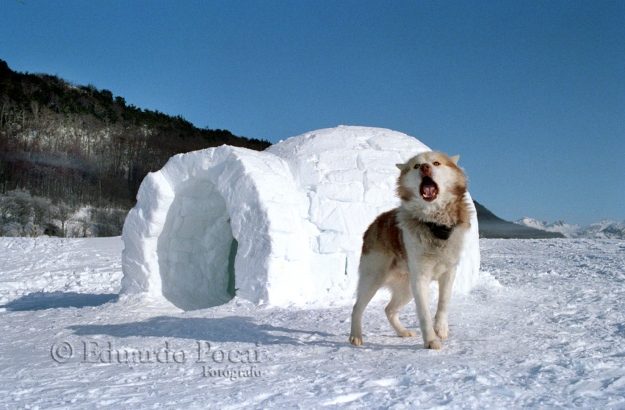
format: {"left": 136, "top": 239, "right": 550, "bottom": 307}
{"left": 349, "top": 151, "right": 471, "bottom": 349}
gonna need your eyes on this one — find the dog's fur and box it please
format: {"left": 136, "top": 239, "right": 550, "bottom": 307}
{"left": 349, "top": 151, "right": 471, "bottom": 349}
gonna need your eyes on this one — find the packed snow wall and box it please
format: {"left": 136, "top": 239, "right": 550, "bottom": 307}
{"left": 121, "top": 126, "right": 480, "bottom": 309}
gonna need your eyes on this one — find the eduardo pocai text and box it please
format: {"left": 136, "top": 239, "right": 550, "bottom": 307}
{"left": 51, "top": 340, "right": 263, "bottom": 380}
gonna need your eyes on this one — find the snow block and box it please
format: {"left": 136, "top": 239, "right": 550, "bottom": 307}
{"left": 121, "top": 126, "right": 481, "bottom": 309}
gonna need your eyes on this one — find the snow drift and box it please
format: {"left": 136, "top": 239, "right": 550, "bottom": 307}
{"left": 121, "top": 126, "right": 480, "bottom": 310}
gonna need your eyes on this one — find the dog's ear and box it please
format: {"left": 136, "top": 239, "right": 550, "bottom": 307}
{"left": 396, "top": 163, "right": 407, "bottom": 171}
{"left": 450, "top": 155, "right": 460, "bottom": 164}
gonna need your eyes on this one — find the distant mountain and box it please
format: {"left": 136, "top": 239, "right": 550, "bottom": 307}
{"left": 474, "top": 201, "right": 565, "bottom": 239}
{"left": 578, "top": 220, "right": 625, "bottom": 239}
{"left": 514, "top": 217, "right": 581, "bottom": 237}
{"left": 514, "top": 217, "right": 548, "bottom": 231}
{"left": 515, "top": 217, "right": 625, "bottom": 239}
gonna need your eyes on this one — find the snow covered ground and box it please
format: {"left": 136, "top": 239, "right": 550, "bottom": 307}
{"left": 1, "top": 236, "right": 624, "bottom": 408}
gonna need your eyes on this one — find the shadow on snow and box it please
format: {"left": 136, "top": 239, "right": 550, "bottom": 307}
{"left": 0, "top": 292, "right": 119, "bottom": 311}
{"left": 68, "top": 316, "right": 340, "bottom": 347}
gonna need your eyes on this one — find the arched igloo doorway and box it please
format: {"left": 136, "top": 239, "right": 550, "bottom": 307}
{"left": 157, "top": 179, "right": 236, "bottom": 310}
{"left": 121, "top": 145, "right": 312, "bottom": 310}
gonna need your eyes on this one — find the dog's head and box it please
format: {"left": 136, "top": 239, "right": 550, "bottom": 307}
{"left": 396, "top": 151, "right": 467, "bottom": 212}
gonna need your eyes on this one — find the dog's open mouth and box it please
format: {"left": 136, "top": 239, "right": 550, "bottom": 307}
{"left": 420, "top": 176, "right": 438, "bottom": 201}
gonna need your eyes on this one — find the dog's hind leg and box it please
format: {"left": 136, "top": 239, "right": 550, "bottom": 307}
{"left": 349, "top": 253, "right": 388, "bottom": 346}
{"left": 385, "top": 275, "right": 417, "bottom": 338}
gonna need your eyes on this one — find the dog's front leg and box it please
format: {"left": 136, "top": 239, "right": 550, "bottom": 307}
{"left": 434, "top": 267, "right": 456, "bottom": 341}
{"left": 409, "top": 260, "right": 441, "bottom": 350}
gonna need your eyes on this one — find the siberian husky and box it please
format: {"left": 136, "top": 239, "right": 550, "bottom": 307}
{"left": 349, "top": 151, "right": 471, "bottom": 349}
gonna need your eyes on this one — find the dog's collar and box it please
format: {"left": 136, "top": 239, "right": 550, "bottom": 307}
{"left": 424, "top": 222, "right": 454, "bottom": 240}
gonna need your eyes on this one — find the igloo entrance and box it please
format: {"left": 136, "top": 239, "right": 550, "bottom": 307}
{"left": 157, "top": 180, "right": 237, "bottom": 310}
{"left": 121, "top": 144, "right": 313, "bottom": 309}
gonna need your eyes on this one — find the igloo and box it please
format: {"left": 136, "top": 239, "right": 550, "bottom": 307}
{"left": 121, "top": 126, "right": 480, "bottom": 310}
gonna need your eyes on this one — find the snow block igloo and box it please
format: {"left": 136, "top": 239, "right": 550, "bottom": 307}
{"left": 121, "top": 126, "right": 480, "bottom": 309}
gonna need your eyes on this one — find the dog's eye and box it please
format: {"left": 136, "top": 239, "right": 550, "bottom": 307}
{"left": 433, "top": 161, "right": 441, "bottom": 166}
{"left": 413, "top": 163, "right": 420, "bottom": 169}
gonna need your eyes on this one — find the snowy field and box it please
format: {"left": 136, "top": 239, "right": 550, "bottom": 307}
{"left": 1, "top": 237, "right": 624, "bottom": 409}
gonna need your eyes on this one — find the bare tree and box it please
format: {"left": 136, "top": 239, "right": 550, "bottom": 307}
{"left": 53, "top": 201, "right": 75, "bottom": 238}
{"left": 91, "top": 207, "right": 127, "bottom": 237}
{"left": 31, "top": 196, "right": 52, "bottom": 237}
{"left": 7, "top": 189, "right": 33, "bottom": 236}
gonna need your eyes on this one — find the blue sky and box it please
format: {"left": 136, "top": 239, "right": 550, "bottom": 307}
{"left": 1, "top": 0, "right": 623, "bottom": 225}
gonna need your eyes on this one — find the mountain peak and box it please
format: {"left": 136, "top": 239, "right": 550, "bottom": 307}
{"left": 515, "top": 216, "right": 623, "bottom": 239}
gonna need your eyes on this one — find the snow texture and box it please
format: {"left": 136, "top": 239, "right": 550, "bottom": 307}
{"left": 1, "top": 237, "right": 625, "bottom": 409}
{"left": 121, "top": 126, "right": 480, "bottom": 309}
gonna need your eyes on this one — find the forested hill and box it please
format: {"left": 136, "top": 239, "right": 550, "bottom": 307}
{"left": 0, "top": 59, "right": 270, "bottom": 209}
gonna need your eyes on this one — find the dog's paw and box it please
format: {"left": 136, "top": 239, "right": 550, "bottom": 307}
{"left": 434, "top": 322, "right": 449, "bottom": 341}
{"left": 349, "top": 335, "right": 363, "bottom": 347}
{"left": 424, "top": 339, "right": 442, "bottom": 350}
{"left": 397, "top": 329, "right": 417, "bottom": 338}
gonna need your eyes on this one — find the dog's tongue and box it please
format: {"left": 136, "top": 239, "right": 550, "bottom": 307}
{"left": 422, "top": 185, "right": 437, "bottom": 199}
{"left": 420, "top": 177, "right": 438, "bottom": 200}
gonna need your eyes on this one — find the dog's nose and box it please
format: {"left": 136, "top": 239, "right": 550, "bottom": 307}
{"left": 420, "top": 163, "right": 431, "bottom": 176}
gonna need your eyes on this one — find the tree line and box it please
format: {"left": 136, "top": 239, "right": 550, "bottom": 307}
{"left": 0, "top": 59, "right": 270, "bottom": 236}
{"left": 0, "top": 188, "right": 127, "bottom": 237}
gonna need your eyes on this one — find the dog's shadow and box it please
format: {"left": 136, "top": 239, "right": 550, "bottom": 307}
{"left": 68, "top": 316, "right": 425, "bottom": 350}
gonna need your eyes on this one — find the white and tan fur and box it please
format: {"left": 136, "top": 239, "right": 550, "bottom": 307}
{"left": 349, "top": 151, "right": 471, "bottom": 349}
